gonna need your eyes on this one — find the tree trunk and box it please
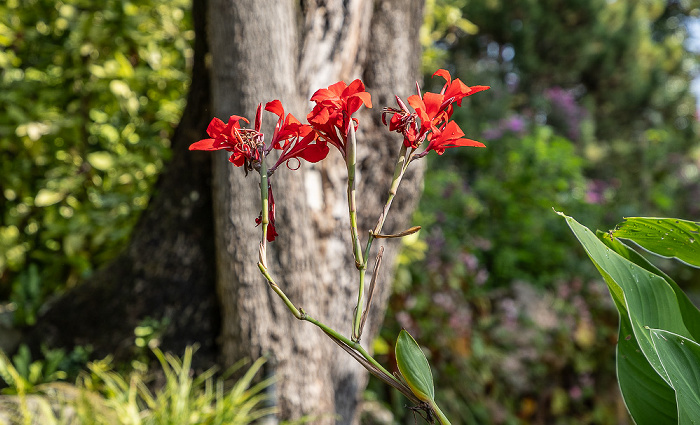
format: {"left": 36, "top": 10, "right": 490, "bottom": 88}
{"left": 208, "top": 0, "right": 424, "bottom": 423}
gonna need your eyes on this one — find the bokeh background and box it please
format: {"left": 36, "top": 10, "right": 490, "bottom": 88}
{"left": 2, "top": 0, "right": 700, "bottom": 424}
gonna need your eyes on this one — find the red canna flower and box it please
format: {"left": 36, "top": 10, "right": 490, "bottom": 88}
{"left": 189, "top": 113, "right": 263, "bottom": 172}
{"left": 424, "top": 120, "right": 484, "bottom": 154}
{"left": 193, "top": 100, "right": 329, "bottom": 243}
{"left": 382, "top": 69, "right": 489, "bottom": 156}
{"left": 433, "top": 68, "right": 489, "bottom": 111}
{"left": 265, "top": 100, "right": 329, "bottom": 172}
{"left": 307, "top": 79, "right": 372, "bottom": 157}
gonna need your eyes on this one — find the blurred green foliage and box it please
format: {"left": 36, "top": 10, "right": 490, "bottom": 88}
{"left": 411, "top": 126, "right": 599, "bottom": 288}
{"left": 377, "top": 0, "right": 700, "bottom": 423}
{"left": 450, "top": 0, "right": 700, "bottom": 217}
{"left": 0, "top": 0, "right": 193, "bottom": 325}
{"left": 0, "top": 346, "right": 276, "bottom": 425}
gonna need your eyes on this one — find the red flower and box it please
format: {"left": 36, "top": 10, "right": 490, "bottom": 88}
{"left": 382, "top": 69, "right": 489, "bottom": 155}
{"left": 425, "top": 120, "right": 484, "bottom": 155}
{"left": 433, "top": 68, "right": 489, "bottom": 110}
{"left": 307, "top": 79, "right": 372, "bottom": 157}
{"left": 265, "top": 100, "right": 329, "bottom": 172}
{"left": 189, "top": 114, "right": 263, "bottom": 171}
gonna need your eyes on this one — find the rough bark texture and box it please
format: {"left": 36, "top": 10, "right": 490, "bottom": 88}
{"left": 208, "top": 0, "right": 425, "bottom": 423}
{"left": 24, "top": 0, "right": 220, "bottom": 369}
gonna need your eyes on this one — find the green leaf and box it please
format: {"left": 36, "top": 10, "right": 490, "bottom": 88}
{"left": 612, "top": 218, "right": 700, "bottom": 268}
{"left": 34, "top": 189, "right": 64, "bottom": 207}
{"left": 395, "top": 329, "right": 434, "bottom": 402}
{"left": 87, "top": 151, "right": 114, "bottom": 171}
{"left": 560, "top": 213, "right": 696, "bottom": 424}
{"left": 650, "top": 329, "right": 700, "bottom": 424}
{"left": 618, "top": 313, "right": 677, "bottom": 424}
{"left": 599, "top": 231, "right": 700, "bottom": 344}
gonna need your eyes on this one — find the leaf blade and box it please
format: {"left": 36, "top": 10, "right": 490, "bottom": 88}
{"left": 560, "top": 213, "right": 689, "bottom": 424}
{"left": 395, "top": 329, "right": 435, "bottom": 402}
{"left": 650, "top": 329, "right": 700, "bottom": 425}
{"left": 612, "top": 217, "right": 700, "bottom": 268}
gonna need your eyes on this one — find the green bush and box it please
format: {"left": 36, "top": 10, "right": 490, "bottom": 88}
{"left": 0, "top": 346, "right": 275, "bottom": 425}
{"left": 406, "top": 125, "right": 602, "bottom": 291}
{"left": 0, "top": 0, "right": 192, "bottom": 325}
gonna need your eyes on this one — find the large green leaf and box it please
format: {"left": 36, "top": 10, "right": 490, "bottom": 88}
{"left": 561, "top": 213, "right": 695, "bottom": 424}
{"left": 395, "top": 329, "right": 434, "bottom": 402}
{"left": 599, "top": 231, "right": 700, "bottom": 344}
{"left": 650, "top": 329, "right": 700, "bottom": 424}
{"left": 617, "top": 313, "right": 677, "bottom": 423}
{"left": 611, "top": 218, "right": 700, "bottom": 268}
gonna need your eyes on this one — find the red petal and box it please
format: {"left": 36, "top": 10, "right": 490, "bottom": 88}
{"left": 311, "top": 83, "right": 344, "bottom": 103}
{"left": 206, "top": 118, "right": 226, "bottom": 137}
{"left": 229, "top": 152, "right": 246, "bottom": 166}
{"left": 298, "top": 142, "right": 330, "bottom": 163}
{"left": 407, "top": 94, "right": 426, "bottom": 115}
{"left": 189, "top": 138, "right": 219, "bottom": 151}
{"left": 432, "top": 69, "right": 452, "bottom": 85}
{"left": 327, "top": 80, "right": 348, "bottom": 96}
{"left": 265, "top": 99, "right": 285, "bottom": 118}
{"left": 255, "top": 104, "right": 263, "bottom": 132}
{"left": 467, "top": 85, "right": 490, "bottom": 95}
{"left": 267, "top": 222, "right": 278, "bottom": 242}
{"left": 344, "top": 79, "right": 365, "bottom": 97}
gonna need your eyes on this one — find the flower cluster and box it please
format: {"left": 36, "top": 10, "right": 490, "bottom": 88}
{"left": 188, "top": 114, "right": 260, "bottom": 171}
{"left": 191, "top": 70, "right": 488, "bottom": 241}
{"left": 189, "top": 82, "right": 373, "bottom": 241}
{"left": 307, "top": 79, "right": 373, "bottom": 157}
{"left": 382, "top": 69, "right": 489, "bottom": 156}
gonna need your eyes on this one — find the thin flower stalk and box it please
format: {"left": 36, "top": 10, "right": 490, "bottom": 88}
{"left": 254, "top": 198, "right": 414, "bottom": 401}
{"left": 346, "top": 124, "right": 364, "bottom": 269}
{"left": 366, "top": 143, "right": 411, "bottom": 260}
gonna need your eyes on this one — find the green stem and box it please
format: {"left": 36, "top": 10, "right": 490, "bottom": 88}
{"left": 257, "top": 263, "right": 301, "bottom": 319}
{"left": 256, "top": 259, "right": 406, "bottom": 393}
{"left": 363, "top": 144, "right": 410, "bottom": 263}
{"left": 347, "top": 124, "right": 367, "bottom": 341}
{"left": 302, "top": 313, "right": 396, "bottom": 381}
{"left": 429, "top": 399, "right": 452, "bottom": 425}
{"left": 346, "top": 124, "right": 364, "bottom": 267}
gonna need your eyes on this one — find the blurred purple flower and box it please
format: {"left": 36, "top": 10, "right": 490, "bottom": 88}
{"left": 544, "top": 87, "right": 587, "bottom": 140}
{"left": 482, "top": 114, "right": 529, "bottom": 140}
{"left": 585, "top": 179, "right": 609, "bottom": 204}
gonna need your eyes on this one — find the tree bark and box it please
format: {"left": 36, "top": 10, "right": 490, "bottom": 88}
{"left": 208, "top": 0, "right": 424, "bottom": 423}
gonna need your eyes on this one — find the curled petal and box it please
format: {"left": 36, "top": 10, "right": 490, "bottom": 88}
{"left": 432, "top": 69, "right": 452, "bottom": 86}
{"left": 254, "top": 104, "right": 263, "bottom": 132}
{"left": 265, "top": 99, "right": 285, "bottom": 117}
{"left": 206, "top": 117, "right": 226, "bottom": 138}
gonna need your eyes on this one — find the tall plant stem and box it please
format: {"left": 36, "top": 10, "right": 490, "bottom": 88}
{"left": 256, "top": 252, "right": 416, "bottom": 402}
{"left": 346, "top": 125, "right": 367, "bottom": 341}
{"left": 364, "top": 143, "right": 410, "bottom": 261}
